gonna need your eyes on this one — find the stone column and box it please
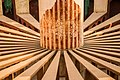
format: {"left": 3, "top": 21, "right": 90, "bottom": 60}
{"left": 39, "top": 0, "right": 84, "bottom": 49}
{"left": 0, "top": 0, "right": 3, "bottom": 16}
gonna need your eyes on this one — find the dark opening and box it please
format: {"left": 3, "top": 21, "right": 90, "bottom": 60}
{"left": 2, "top": 0, "right": 15, "bottom": 19}
{"left": 23, "top": 23, "right": 26, "bottom": 26}
{"left": 19, "top": 18, "right": 22, "bottom": 24}
{"left": 84, "top": 0, "right": 94, "bottom": 20}
{"left": 29, "top": 0, "right": 39, "bottom": 21}
{"left": 109, "top": 0, "right": 120, "bottom": 18}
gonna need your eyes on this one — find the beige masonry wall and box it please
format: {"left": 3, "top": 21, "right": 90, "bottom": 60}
{"left": 94, "top": 0, "right": 108, "bottom": 12}
{"left": 15, "top": 0, "right": 29, "bottom": 14}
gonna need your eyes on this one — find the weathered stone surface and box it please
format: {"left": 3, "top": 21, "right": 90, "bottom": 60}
{"left": 15, "top": 0, "right": 29, "bottom": 14}
{"left": 94, "top": 0, "right": 108, "bottom": 12}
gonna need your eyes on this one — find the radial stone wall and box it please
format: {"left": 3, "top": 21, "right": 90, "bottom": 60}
{"left": 39, "top": 0, "right": 84, "bottom": 49}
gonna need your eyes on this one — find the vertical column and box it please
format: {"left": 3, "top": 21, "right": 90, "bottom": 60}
{"left": 78, "top": 6, "right": 81, "bottom": 47}
{"left": 40, "top": 17, "right": 43, "bottom": 47}
{"left": 57, "top": 0, "right": 61, "bottom": 49}
{"left": 62, "top": 0, "right": 66, "bottom": 49}
{"left": 42, "top": 15, "right": 45, "bottom": 48}
{"left": 71, "top": 0, "right": 75, "bottom": 48}
{"left": 53, "top": 6, "right": 56, "bottom": 49}
{"left": 67, "top": 0, "right": 71, "bottom": 49}
{"left": 45, "top": 13, "right": 48, "bottom": 48}
{"left": 0, "top": 0, "right": 3, "bottom": 16}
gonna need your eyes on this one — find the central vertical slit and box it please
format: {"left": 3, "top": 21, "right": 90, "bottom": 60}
{"left": 48, "top": 9, "right": 52, "bottom": 49}
{"left": 45, "top": 12, "right": 48, "bottom": 48}
{"left": 78, "top": 6, "right": 81, "bottom": 47}
{"left": 76, "top": 3, "right": 78, "bottom": 48}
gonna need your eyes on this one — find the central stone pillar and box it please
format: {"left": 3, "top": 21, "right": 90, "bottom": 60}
{"left": 39, "top": 0, "right": 84, "bottom": 49}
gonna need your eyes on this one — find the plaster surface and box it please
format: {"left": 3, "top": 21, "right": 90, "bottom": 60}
{"left": 94, "top": 0, "right": 108, "bottom": 12}
{"left": 15, "top": 0, "right": 29, "bottom": 14}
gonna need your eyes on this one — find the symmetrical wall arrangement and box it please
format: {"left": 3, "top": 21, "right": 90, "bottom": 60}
{"left": 39, "top": 0, "right": 84, "bottom": 49}
{"left": 1, "top": 0, "right": 120, "bottom": 80}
